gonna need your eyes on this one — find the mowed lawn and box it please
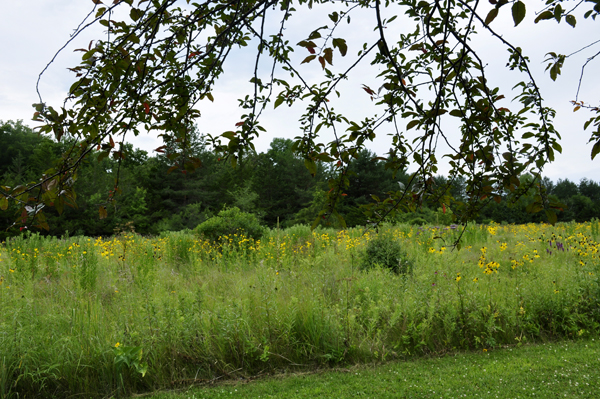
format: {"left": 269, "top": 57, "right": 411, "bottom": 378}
{"left": 152, "top": 339, "right": 600, "bottom": 399}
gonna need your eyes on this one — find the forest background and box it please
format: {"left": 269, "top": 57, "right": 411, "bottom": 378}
{"left": 2, "top": 118, "right": 599, "bottom": 241}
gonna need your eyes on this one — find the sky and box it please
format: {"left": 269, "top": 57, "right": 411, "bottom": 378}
{"left": 1, "top": 0, "right": 599, "bottom": 183}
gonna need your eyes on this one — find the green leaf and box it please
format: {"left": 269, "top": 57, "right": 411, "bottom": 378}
{"left": 511, "top": 1, "right": 526, "bottom": 26}
{"left": 82, "top": 49, "right": 97, "bottom": 61}
{"left": 554, "top": 4, "right": 563, "bottom": 22}
{"left": 332, "top": 38, "right": 348, "bottom": 56}
{"left": 97, "top": 151, "right": 110, "bottom": 162}
{"left": 304, "top": 158, "right": 317, "bottom": 177}
{"left": 130, "top": 8, "right": 143, "bottom": 21}
{"left": 485, "top": 8, "right": 498, "bottom": 25}
{"left": 406, "top": 120, "right": 419, "bottom": 130}
{"left": 591, "top": 141, "right": 600, "bottom": 160}
{"left": 274, "top": 96, "right": 284, "bottom": 109}
{"left": 449, "top": 109, "right": 463, "bottom": 117}
{"left": 565, "top": 14, "right": 576, "bottom": 27}
{"left": 308, "top": 30, "right": 322, "bottom": 40}
{"left": 545, "top": 209, "right": 557, "bottom": 225}
{"left": 534, "top": 10, "right": 553, "bottom": 23}
{"left": 0, "top": 195, "right": 7, "bottom": 211}
{"left": 99, "top": 206, "right": 108, "bottom": 219}
{"left": 552, "top": 141, "right": 562, "bottom": 153}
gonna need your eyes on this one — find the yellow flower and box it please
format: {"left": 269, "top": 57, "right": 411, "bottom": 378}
{"left": 455, "top": 273, "right": 461, "bottom": 282}
{"left": 115, "top": 342, "right": 121, "bottom": 348}
{"left": 473, "top": 278, "right": 479, "bottom": 283}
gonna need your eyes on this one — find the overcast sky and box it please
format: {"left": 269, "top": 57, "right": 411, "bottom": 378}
{"left": 1, "top": 0, "right": 599, "bottom": 183}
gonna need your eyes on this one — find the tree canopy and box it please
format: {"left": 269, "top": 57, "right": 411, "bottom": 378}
{"left": 2, "top": 0, "right": 599, "bottom": 232}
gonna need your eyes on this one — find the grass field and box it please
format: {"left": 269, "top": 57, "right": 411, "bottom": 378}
{"left": 1, "top": 221, "right": 599, "bottom": 398}
{"left": 150, "top": 338, "right": 600, "bottom": 398}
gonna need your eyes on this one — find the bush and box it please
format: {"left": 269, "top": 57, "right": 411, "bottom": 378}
{"left": 359, "top": 233, "right": 412, "bottom": 274}
{"left": 409, "top": 217, "right": 428, "bottom": 226}
{"left": 194, "top": 207, "right": 265, "bottom": 242}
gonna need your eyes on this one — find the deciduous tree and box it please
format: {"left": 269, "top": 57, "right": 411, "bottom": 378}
{"left": 2, "top": 0, "right": 599, "bottom": 231}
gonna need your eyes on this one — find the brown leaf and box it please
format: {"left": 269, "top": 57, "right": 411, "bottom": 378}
{"left": 99, "top": 206, "right": 108, "bottom": 219}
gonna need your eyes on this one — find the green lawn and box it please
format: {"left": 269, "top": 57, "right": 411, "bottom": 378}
{"left": 150, "top": 338, "right": 600, "bottom": 399}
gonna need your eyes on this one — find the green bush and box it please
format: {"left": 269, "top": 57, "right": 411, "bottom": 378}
{"left": 194, "top": 207, "right": 265, "bottom": 242}
{"left": 409, "top": 217, "right": 428, "bottom": 226}
{"left": 360, "top": 233, "right": 412, "bottom": 274}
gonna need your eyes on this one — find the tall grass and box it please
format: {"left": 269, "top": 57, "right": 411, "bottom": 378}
{"left": 0, "top": 222, "right": 599, "bottom": 398}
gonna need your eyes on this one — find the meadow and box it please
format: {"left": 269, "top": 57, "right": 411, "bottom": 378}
{"left": 1, "top": 221, "right": 599, "bottom": 398}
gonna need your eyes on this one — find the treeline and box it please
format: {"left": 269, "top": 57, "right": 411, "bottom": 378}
{"left": 0, "top": 120, "right": 597, "bottom": 239}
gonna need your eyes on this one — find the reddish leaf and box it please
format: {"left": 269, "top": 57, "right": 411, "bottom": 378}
{"left": 362, "top": 85, "right": 375, "bottom": 95}
{"left": 318, "top": 56, "right": 325, "bottom": 70}
{"left": 307, "top": 47, "right": 316, "bottom": 54}
{"left": 235, "top": 121, "right": 244, "bottom": 127}
{"left": 301, "top": 55, "right": 316, "bottom": 64}
{"left": 143, "top": 102, "right": 150, "bottom": 114}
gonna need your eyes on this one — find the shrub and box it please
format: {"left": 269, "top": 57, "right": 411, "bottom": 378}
{"left": 194, "top": 207, "right": 265, "bottom": 242}
{"left": 409, "top": 217, "right": 428, "bottom": 226}
{"left": 359, "top": 233, "right": 412, "bottom": 274}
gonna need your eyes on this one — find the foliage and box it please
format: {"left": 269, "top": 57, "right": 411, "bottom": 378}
{"left": 359, "top": 231, "right": 412, "bottom": 274}
{"left": 194, "top": 206, "right": 265, "bottom": 242}
{"left": 3, "top": 0, "right": 599, "bottom": 232}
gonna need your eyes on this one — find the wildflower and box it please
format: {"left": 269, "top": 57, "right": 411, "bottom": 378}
{"left": 473, "top": 278, "right": 479, "bottom": 283}
{"left": 455, "top": 273, "right": 461, "bottom": 282}
{"left": 115, "top": 342, "right": 121, "bottom": 348}
{"left": 554, "top": 290, "right": 559, "bottom": 294}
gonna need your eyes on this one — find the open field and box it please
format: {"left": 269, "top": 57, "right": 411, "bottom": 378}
{"left": 1, "top": 222, "right": 599, "bottom": 398}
